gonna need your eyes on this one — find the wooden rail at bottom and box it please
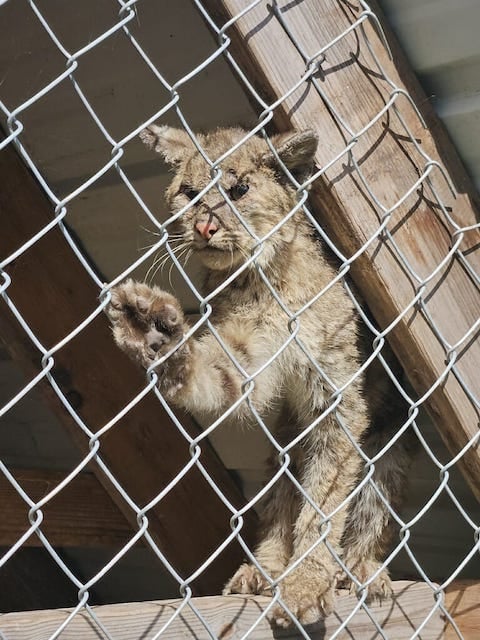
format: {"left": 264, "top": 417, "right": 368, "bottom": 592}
{"left": 2, "top": 580, "right": 477, "bottom": 639}
{"left": 444, "top": 580, "right": 480, "bottom": 640}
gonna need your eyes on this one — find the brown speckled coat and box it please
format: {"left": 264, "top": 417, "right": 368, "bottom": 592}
{"left": 107, "top": 126, "right": 415, "bottom": 627}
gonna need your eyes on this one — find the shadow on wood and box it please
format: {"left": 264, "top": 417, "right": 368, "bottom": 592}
{"left": 200, "top": 0, "right": 480, "bottom": 503}
{"left": 0, "top": 142, "right": 257, "bottom": 595}
{"left": 0, "top": 580, "right": 447, "bottom": 639}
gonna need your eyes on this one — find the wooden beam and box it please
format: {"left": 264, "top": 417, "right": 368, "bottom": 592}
{"left": 0, "top": 580, "right": 445, "bottom": 639}
{"left": 445, "top": 580, "right": 480, "bottom": 640}
{"left": 0, "top": 469, "right": 132, "bottom": 548}
{"left": 201, "top": 0, "right": 480, "bottom": 498}
{"left": 0, "top": 143, "right": 257, "bottom": 594}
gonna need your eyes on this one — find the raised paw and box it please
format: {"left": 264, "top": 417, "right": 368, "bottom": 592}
{"left": 271, "top": 563, "right": 335, "bottom": 627}
{"left": 223, "top": 563, "right": 272, "bottom": 596}
{"left": 106, "top": 279, "right": 187, "bottom": 379}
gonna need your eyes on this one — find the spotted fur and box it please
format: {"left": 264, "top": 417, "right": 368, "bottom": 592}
{"left": 107, "top": 126, "right": 415, "bottom": 626}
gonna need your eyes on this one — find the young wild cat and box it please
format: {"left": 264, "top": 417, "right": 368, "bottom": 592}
{"left": 106, "top": 125, "right": 413, "bottom": 626}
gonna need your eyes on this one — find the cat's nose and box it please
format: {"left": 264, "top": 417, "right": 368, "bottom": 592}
{"left": 195, "top": 220, "right": 218, "bottom": 240}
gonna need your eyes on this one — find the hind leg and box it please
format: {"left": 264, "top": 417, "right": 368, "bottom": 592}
{"left": 224, "top": 454, "right": 299, "bottom": 595}
{"left": 270, "top": 422, "right": 365, "bottom": 627}
{"left": 340, "top": 429, "right": 416, "bottom": 599}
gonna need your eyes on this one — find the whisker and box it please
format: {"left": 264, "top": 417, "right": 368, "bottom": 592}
{"left": 183, "top": 248, "right": 193, "bottom": 268}
{"left": 167, "top": 245, "right": 191, "bottom": 288}
{"left": 141, "top": 225, "right": 184, "bottom": 240}
{"left": 146, "top": 248, "right": 175, "bottom": 284}
{"left": 147, "top": 253, "right": 172, "bottom": 284}
{"left": 145, "top": 255, "right": 163, "bottom": 284}
{"left": 147, "top": 253, "right": 172, "bottom": 285}
{"left": 140, "top": 240, "right": 163, "bottom": 252}
{"left": 146, "top": 241, "right": 191, "bottom": 285}
{"left": 167, "top": 260, "right": 176, "bottom": 289}
{"left": 139, "top": 233, "right": 184, "bottom": 253}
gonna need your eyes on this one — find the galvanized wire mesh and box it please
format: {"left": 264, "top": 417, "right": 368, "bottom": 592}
{"left": 0, "top": 0, "right": 479, "bottom": 639}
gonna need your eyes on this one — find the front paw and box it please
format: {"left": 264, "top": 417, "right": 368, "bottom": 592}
{"left": 337, "top": 556, "right": 393, "bottom": 601}
{"left": 106, "top": 279, "right": 185, "bottom": 370}
{"left": 223, "top": 563, "right": 272, "bottom": 596}
{"left": 271, "top": 563, "right": 335, "bottom": 627}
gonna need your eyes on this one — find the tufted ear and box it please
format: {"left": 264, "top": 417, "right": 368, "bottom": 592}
{"left": 139, "top": 125, "right": 194, "bottom": 166}
{"left": 262, "top": 129, "right": 318, "bottom": 179}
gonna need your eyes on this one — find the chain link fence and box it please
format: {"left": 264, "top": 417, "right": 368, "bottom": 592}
{"left": 1, "top": 0, "right": 479, "bottom": 638}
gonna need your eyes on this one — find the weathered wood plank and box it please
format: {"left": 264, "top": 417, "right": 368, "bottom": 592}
{"left": 0, "top": 142, "right": 256, "bottom": 593}
{"left": 0, "top": 469, "right": 132, "bottom": 548}
{"left": 201, "top": 0, "right": 480, "bottom": 499}
{"left": 445, "top": 580, "right": 480, "bottom": 640}
{"left": 0, "top": 581, "right": 444, "bottom": 639}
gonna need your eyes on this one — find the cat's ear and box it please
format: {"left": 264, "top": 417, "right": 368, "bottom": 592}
{"left": 262, "top": 129, "right": 318, "bottom": 179}
{"left": 140, "top": 125, "right": 194, "bottom": 166}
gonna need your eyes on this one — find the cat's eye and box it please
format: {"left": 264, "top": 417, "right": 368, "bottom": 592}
{"left": 180, "top": 186, "right": 200, "bottom": 200}
{"left": 229, "top": 183, "right": 249, "bottom": 201}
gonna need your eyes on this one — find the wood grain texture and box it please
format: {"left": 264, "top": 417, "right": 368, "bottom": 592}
{"left": 201, "top": 0, "right": 480, "bottom": 499}
{"left": 0, "top": 143, "right": 257, "bottom": 594}
{"left": 0, "top": 469, "right": 132, "bottom": 548}
{"left": 0, "top": 581, "right": 444, "bottom": 639}
{"left": 445, "top": 580, "right": 480, "bottom": 640}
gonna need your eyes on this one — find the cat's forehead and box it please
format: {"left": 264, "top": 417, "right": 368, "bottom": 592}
{"left": 185, "top": 129, "right": 266, "bottom": 178}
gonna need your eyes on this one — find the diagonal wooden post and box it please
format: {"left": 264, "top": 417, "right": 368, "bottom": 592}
{"left": 0, "top": 469, "right": 133, "bottom": 548}
{"left": 201, "top": 0, "right": 480, "bottom": 497}
{"left": 0, "top": 142, "right": 257, "bottom": 594}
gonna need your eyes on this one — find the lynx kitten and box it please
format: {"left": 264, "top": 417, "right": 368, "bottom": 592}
{"left": 106, "top": 125, "right": 413, "bottom": 626}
